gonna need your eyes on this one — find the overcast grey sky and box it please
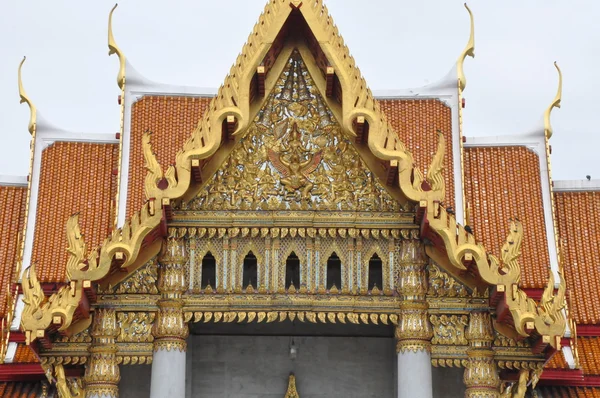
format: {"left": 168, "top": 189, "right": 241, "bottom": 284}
{"left": 1, "top": 1, "right": 598, "bottom": 181}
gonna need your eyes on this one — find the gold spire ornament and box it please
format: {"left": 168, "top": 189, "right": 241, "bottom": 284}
{"left": 544, "top": 62, "right": 562, "bottom": 139}
{"left": 108, "top": 3, "right": 126, "bottom": 89}
{"left": 18, "top": 56, "right": 37, "bottom": 135}
{"left": 457, "top": 3, "right": 475, "bottom": 92}
{"left": 284, "top": 374, "right": 300, "bottom": 398}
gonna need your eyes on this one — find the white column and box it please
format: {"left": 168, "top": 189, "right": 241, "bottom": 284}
{"left": 397, "top": 350, "right": 433, "bottom": 398}
{"left": 151, "top": 348, "right": 186, "bottom": 398}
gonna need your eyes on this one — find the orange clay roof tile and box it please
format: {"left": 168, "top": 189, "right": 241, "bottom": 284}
{"left": 0, "top": 381, "right": 47, "bottom": 398}
{"left": 379, "top": 99, "right": 454, "bottom": 208}
{"left": 463, "top": 146, "right": 550, "bottom": 289}
{"left": 0, "top": 185, "right": 27, "bottom": 318}
{"left": 13, "top": 344, "right": 38, "bottom": 363}
{"left": 127, "top": 96, "right": 212, "bottom": 218}
{"left": 578, "top": 337, "right": 600, "bottom": 376}
{"left": 31, "top": 142, "right": 118, "bottom": 283}
{"left": 555, "top": 191, "right": 600, "bottom": 324}
{"left": 537, "top": 387, "right": 600, "bottom": 398}
{"left": 546, "top": 348, "right": 569, "bottom": 370}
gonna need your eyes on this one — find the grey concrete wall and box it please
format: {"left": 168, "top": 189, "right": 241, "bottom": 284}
{"left": 190, "top": 335, "right": 394, "bottom": 398}
{"left": 432, "top": 366, "right": 465, "bottom": 398}
{"left": 120, "top": 365, "right": 151, "bottom": 398}
{"left": 118, "top": 337, "right": 466, "bottom": 398}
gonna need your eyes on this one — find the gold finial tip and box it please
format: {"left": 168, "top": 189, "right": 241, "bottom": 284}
{"left": 18, "top": 56, "right": 37, "bottom": 135}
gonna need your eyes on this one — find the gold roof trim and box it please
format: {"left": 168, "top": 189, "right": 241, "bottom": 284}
{"left": 18, "top": 56, "right": 37, "bottom": 135}
{"left": 19, "top": 1, "right": 566, "bottom": 350}
{"left": 457, "top": 3, "right": 475, "bottom": 93}
{"left": 544, "top": 62, "right": 562, "bottom": 139}
{"left": 108, "top": 3, "right": 126, "bottom": 89}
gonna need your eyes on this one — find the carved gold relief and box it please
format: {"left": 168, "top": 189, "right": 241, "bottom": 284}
{"left": 117, "top": 312, "right": 155, "bottom": 343}
{"left": 430, "top": 315, "right": 468, "bottom": 345}
{"left": 428, "top": 264, "right": 469, "bottom": 297}
{"left": 464, "top": 311, "right": 500, "bottom": 398}
{"left": 182, "top": 51, "right": 401, "bottom": 213}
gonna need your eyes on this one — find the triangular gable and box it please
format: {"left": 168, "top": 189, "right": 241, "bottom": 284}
{"left": 182, "top": 50, "right": 401, "bottom": 213}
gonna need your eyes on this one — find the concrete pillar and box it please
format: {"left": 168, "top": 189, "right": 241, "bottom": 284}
{"left": 150, "top": 237, "right": 189, "bottom": 398}
{"left": 85, "top": 309, "right": 120, "bottom": 398}
{"left": 395, "top": 240, "right": 433, "bottom": 398}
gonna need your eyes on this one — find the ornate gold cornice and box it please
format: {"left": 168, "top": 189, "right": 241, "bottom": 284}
{"left": 544, "top": 62, "right": 562, "bottom": 139}
{"left": 18, "top": 56, "right": 37, "bottom": 135}
{"left": 108, "top": 3, "right": 126, "bottom": 89}
{"left": 457, "top": 3, "right": 475, "bottom": 93}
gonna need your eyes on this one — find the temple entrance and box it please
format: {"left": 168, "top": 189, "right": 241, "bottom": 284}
{"left": 188, "top": 321, "right": 395, "bottom": 397}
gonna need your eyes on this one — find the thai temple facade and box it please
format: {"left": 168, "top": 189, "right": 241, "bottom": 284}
{"left": 1, "top": 1, "right": 598, "bottom": 397}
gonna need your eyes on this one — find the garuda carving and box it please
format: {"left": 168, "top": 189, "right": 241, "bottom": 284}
{"left": 184, "top": 51, "right": 401, "bottom": 213}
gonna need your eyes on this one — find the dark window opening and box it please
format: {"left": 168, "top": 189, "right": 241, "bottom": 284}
{"left": 326, "top": 252, "right": 342, "bottom": 290}
{"left": 368, "top": 253, "right": 383, "bottom": 291}
{"left": 242, "top": 251, "right": 258, "bottom": 289}
{"left": 201, "top": 252, "right": 216, "bottom": 289}
{"left": 285, "top": 252, "right": 301, "bottom": 290}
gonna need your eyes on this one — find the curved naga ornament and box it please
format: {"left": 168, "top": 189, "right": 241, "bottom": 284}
{"left": 108, "top": 3, "right": 126, "bottom": 89}
{"left": 21, "top": 264, "right": 82, "bottom": 343}
{"left": 428, "top": 204, "right": 567, "bottom": 344}
{"left": 457, "top": 3, "right": 475, "bottom": 93}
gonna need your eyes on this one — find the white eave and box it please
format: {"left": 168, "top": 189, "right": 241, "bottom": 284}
{"left": 554, "top": 179, "right": 600, "bottom": 192}
{"left": 0, "top": 175, "right": 28, "bottom": 187}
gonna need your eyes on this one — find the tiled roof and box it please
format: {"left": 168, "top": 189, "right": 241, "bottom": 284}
{"left": 127, "top": 96, "right": 212, "bottom": 218}
{"left": 537, "top": 387, "right": 600, "bottom": 398}
{"left": 578, "top": 337, "right": 600, "bottom": 376}
{"left": 0, "top": 382, "right": 47, "bottom": 397}
{"left": 379, "top": 99, "right": 454, "bottom": 208}
{"left": 13, "top": 344, "right": 38, "bottom": 363}
{"left": 555, "top": 190, "right": 600, "bottom": 324}
{"left": 463, "top": 146, "right": 550, "bottom": 288}
{"left": 546, "top": 349, "right": 569, "bottom": 370}
{"left": 31, "top": 142, "right": 119, "bottom": 283}
{"left": 0, "top": 186, "right": 26, "bottom": 318}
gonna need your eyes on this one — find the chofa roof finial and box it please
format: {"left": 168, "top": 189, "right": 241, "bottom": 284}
{"left": 544, "top": 62, "right": 562, "bottom": 139}
{"left": 18, "top": 56, "right": 37, "bottom": 136}
{"left": 457, "top": 3, "right": 475, "bottom": 93}
{"left": 108, "top": 3, "right": 126, "bottom": 89}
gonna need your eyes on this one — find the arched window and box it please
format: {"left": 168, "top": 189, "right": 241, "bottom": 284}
{"left": 326, "top": 252, "right": 342, "bottom": 290}
{"left": 242, "top": 251, "right": 258, "bottom": 289}
{"left": 201, "top": 252, "right": 216, "bottom": 289}
{"left": 285, "top": 252, "right": 300, "bottom": 290}
{"left": 368, "top": 253, "right": 383, "bottom": 291}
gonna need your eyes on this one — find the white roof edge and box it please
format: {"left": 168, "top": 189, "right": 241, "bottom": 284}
{"left": 126, "top": 59, "right": 217, "bottom": 97}
{"left": 0, "top": 175, "right": 28, "bottom": 187}
{"left": 464, "top": 134, "right": 544, "bottom": 149}
{"left": 554, "top": 179, "right": 600, "bottom": 192}
{"left": 372, "top": 63, "right": 459, "bottom": 100}
{"left": 36, "top": 111, "right": 118, "bottom": 144}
